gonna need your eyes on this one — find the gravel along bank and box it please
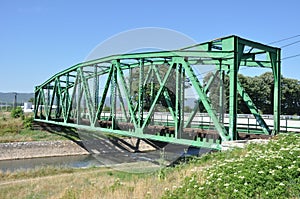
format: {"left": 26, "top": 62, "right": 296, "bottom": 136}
{"left": 0, "top": 141, "right": 89, "bottom": 161}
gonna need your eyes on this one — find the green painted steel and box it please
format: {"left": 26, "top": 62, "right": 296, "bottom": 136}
{"left": 236, "top": 80, "right": 271, "bottom": 134}
{"left": 34, "top": 35, "right": 281, "bottom": 149}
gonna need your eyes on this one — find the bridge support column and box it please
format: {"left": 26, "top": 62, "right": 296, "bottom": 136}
{"left": 272, "top": 49, "right": 281, "bottom": 135}
{"left": 222, "top": 36, "right": 243, "bottom": 140}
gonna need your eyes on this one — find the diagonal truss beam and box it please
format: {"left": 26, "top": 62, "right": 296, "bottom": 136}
{"left": 181, "top": 58, "right": 230, "bottom": 141}
{"left": 236, "top": 80, "right": 271, "bottom": 134}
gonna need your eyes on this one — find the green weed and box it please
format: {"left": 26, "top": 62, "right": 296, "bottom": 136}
{"left": 163, "top": 133, "right": 300, "bottom": 199}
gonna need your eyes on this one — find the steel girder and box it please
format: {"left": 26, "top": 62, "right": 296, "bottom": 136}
{"left": 34, "top": 35, "right": 281, "bottom": 150}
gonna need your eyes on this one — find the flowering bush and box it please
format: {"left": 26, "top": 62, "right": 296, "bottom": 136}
{"left": 163, "top": 133, "right": 300, "bottom": 199}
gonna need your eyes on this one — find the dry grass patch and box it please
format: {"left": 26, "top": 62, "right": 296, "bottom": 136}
{"left": 0, "top": 159, "right": 209, "bottom": 199}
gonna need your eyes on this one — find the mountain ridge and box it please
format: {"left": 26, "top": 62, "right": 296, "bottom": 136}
{"left": 0, "top": 92, "right": 34, "bottom": 104}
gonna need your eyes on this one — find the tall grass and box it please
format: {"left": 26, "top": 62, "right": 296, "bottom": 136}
{"left": 0, "top": 111, "right": 69, "bottom": 142}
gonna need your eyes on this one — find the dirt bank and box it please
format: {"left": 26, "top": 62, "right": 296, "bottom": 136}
{"left": 0, "top": 141, "right": 89, "bottom": 161}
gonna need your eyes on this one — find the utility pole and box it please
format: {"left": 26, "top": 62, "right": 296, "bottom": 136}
{"left": 13, "top": 92, "right": 17, "bottom": 109}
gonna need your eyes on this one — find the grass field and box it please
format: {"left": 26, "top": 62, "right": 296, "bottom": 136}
{"left": 0, "top": 111, "right": 77, "bottom": 143}
{"left": 0, "top": 162, "right": 199, "bottom": 199}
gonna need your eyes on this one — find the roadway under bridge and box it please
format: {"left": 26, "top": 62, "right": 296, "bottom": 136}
{"left": 34, "top": 35, "right": 281, "bottom": 150}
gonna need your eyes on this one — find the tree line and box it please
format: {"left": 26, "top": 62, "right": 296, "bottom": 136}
{"left": 129, "top": 65, "right": 300, "bottom": 115}
{"left": 205, "top": 72, "right": 300, "bottom": 115}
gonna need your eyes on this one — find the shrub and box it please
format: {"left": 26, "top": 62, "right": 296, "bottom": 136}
{"left": 23, "top": 116, "right": 34, "bottom": 129}
{"left": 163, "top": 133, "right": 300, "bottom": 199}
{"left": 11, "top": 107, "right": 24, "bottom": 118}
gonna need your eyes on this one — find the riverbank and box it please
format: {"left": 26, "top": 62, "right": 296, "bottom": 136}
{"left": 0, "top": 140, "right": 89, "bottom": 161}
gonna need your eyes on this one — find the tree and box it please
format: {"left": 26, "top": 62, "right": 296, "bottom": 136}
{"left": 28, "top": 97, "right": 35, "bottom": 103}
{"left": 203, "top": 72, "right": 300, "bottom": 115}
{"left": 281, "top": 77, "right": 300, "bottom": 115}
{"left": 128, "top": 63, "right": 186, "bottom": 112}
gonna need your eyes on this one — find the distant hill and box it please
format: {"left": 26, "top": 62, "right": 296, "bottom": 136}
{"left": 0, "top": 92, "right": 34, "bottom": 105}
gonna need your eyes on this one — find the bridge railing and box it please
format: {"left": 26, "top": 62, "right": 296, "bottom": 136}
{"left": 98, "top": 112, "right": 300, "bottom": 133}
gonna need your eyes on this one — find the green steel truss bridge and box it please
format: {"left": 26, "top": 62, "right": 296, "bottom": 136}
{"left": 34, "top": 35, "right": 281, "bottom": 150}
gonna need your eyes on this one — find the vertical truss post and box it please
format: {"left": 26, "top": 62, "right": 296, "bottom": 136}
{"left": 94, "top": 66, "right": 99, "bottom": 114}
{"left": 47, "top": 86, "right": 50, "bottom": 120}
{"left": 150, "top": 63, "right": 155, "bottom": 125}
{"left": 40, "top": 90, "right": 45, "bottom": 118}
{"left": 223, "top": 36, "right": 243, "bottom": 140}
{"left": 138, "top": 59, "right": 144, "bottom": 128}
{"left": 180, "top": 64, "right": 185, "bottom": 138}
{"left": 65, "top": 73, "right": 69, "bottom": 122}
{"left": 175, "top": 62, "right": 180, "bottom": 138}
{"left": 229, "top": 63, "right": 238, "bottom": 140}
{"left": 175, "top": 61, "right": 184, "bottom": 138}
{"left": 129, "top": 67, "right": 132, "bottom": 99}
{"left": 219, "top": 61, "right": 225, "bottom": 124}
{"left": 272, "top": 49, "right": 281, "bottom": 134}
{"left": 34, "top": 87, "right": 39, "bottom": 118}
{"left": 56, "top": 84, "right": 61, "bottom": 119}
{"left": 150, "top": 63, "right": 154, "bottom": 105}
{"left": 111, "top": 62, "right": 117, "bottom": 129}
{"left": 177, "top": 63, "right": 185, "bottom": 138}
{"left": 76, "top": 76, "right": 82, "bottom": 124}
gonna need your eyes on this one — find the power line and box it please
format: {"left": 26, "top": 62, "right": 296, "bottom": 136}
{"left": 280, "top": 40, "right": 300, "bottom": 48}
{"left": 281, "top": 53, "right": 300, "bottom": 60}
{"left": 268, "top": 35, "right": 300, "bottom": 44}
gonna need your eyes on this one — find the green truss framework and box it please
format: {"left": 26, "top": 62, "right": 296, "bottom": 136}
{"left": 34, "top": 35, "right": 281, "bottom": 150}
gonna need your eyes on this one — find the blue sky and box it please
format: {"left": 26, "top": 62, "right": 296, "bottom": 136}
{"left": 1, "top": 0, "right": 300, "bottom": 92}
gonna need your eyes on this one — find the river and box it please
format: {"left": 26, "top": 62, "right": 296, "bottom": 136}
{"left": 0, "top": 145, "right": 211, "bottom": 172}
{"left": 0, "top": 155, "right": 102, "bottom": 172}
